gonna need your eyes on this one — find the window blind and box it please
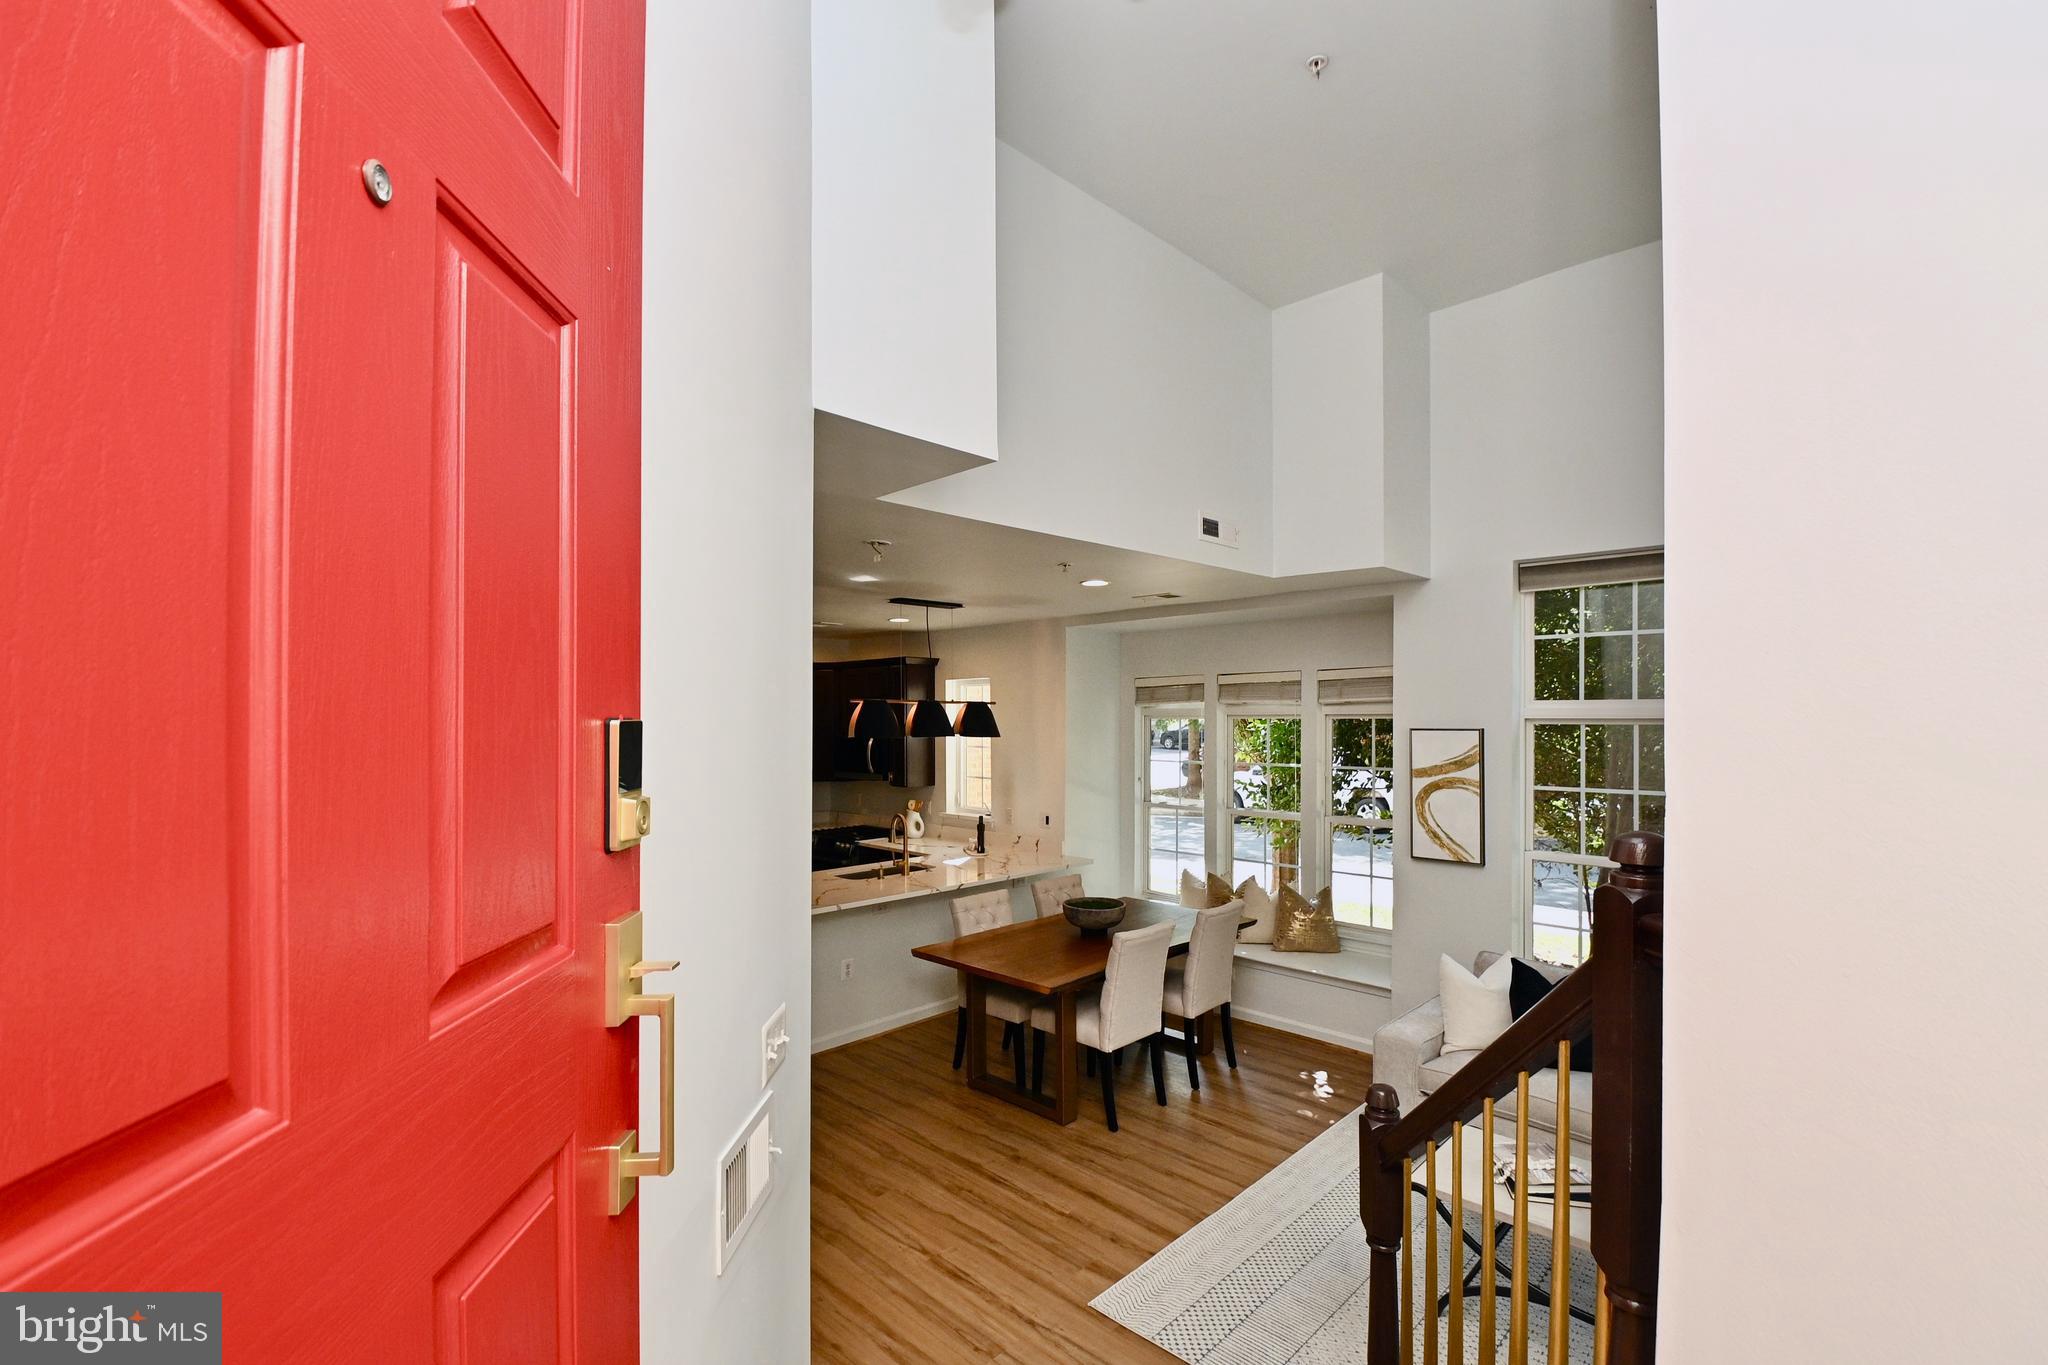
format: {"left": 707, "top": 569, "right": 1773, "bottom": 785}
{"left": 1134, "top": 675, "right": 1204, "bottom": 705}
{"left": 1316, "top": 667, "right": 1393, "bottom": 706}
{"left": 1216, "top": 670, "right": 1302, "bottom": 705}
{"left": 1517, "top": 548, "right": 1664, "bottom": 593}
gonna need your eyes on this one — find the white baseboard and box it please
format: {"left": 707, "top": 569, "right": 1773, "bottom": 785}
{"left": 813, "top": 997, "right": 956, "bottom": 1054}
{"left": 1229, "top": 1002, "right": 1376, "bottom": 1055}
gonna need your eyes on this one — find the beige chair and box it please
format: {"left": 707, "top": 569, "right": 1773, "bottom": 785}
{"left": 1163, "top": 899, "right": 1241, "bottom": 1090}
{"left": 1028, "top": 919, "right": 1172, "bottom": 1131}
{"left": 949, "top": 889, "right": 1034, "bottom": 1088}
{"left": 1029, "top": 873, "right": 1085, "bottom": 919}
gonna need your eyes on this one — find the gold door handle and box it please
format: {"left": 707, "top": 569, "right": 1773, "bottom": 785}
{"left": 602, "top": 911, "right": 676, "bottom": 1214}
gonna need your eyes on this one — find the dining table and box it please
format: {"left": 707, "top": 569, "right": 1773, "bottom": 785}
{"left": 909, "top": 896, "right": 1238, "bottom": 1126}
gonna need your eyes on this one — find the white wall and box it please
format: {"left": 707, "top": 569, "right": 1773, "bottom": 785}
{"left": 642, "top": 2, "right": 811, "bottom": 1359}
{"left": 1658, "top": 6, "right": 2048, "bottom": 1361}
{"left": 889, "top": 143, "right": 1275, "bottom": 571}
{"left": 1391, "top": 244, "right": 1663, "bottom": 1010}
{"left": 811, "top": 0, "right": 996, "bottom": 460}
{"left": 1271, "top": 275, "right": 1431, "bottom": 578}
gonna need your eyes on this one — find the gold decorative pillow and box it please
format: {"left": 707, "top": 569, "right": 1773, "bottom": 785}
{"left": 1179, "top": 869, "right": 1215, "bottom": 907}
{"left": 1206, "top": 873, "right": 1236, "bottom": 908}
{"left": 1272, "top": 884, "right": 1340, "bottom": 953}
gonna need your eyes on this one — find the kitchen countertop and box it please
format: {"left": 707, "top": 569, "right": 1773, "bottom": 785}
{"left": 811, "top": 834, "right": 1088, "bottom": 915}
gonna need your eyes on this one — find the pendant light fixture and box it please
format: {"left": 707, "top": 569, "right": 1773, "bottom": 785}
{"left": 953, "top": 700, "right": 1000, "bottom": 738}
{"left": 898, "top": 600, "right": 958, "bottom": 737}
{"left": 863, "top": 597, "right": 1000, "bottom": 740}
{"left": 847, "top": 696, "right": 899, "bottom": 741}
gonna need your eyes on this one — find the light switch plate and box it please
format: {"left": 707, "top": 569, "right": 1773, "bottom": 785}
{"left": 761, "top": 1003, "right": 790, "bottom": 1087}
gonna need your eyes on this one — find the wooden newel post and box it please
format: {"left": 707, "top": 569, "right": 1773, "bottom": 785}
{"left": 1592, "top": 830, "right": 1664, "bottom": 1365}
{"left": 1361, "top": 1081, "right": 1405, "bottom": 1365}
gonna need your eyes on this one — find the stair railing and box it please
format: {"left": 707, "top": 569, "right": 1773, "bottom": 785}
{"left": 1361, "top": 832, "right": 1664, "bottom": 1365}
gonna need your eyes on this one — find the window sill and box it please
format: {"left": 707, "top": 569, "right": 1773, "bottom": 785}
{"left": 1233, "top": 942, "right": 1392, "bottom": 994}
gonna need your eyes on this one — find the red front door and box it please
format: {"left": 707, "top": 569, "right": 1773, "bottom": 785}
{"left": 0, "top": 2, "right": 646, "bottom": 1359}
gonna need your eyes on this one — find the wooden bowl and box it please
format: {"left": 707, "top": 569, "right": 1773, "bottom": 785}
{"left": 1062, "top": 896, "right": 1128, "bottom": 933}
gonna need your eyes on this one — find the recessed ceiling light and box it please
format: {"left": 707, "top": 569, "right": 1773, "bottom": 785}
{"left": 887, "top": 616, "right": 910, "bottom": 624}
{"left": 1080, "top": 578, "right": 1110, "bottom": 588}
{"left": 848, "top": 573, "right": 879, "bottom": 583}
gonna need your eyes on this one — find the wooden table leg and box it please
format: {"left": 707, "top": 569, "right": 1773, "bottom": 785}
{"left": 1196, "top": 1007, "right": 1219, "bottom": 1057}
{"left": 964, "top": 976, "right": 990, "bottom": 1088}
{"left": 1052, "top": 990, "right": 1079, "bottom": 1124}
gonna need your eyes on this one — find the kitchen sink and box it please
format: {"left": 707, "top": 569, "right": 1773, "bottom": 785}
{"left": 833, "top": 862, "right": 930, "bottom": 880}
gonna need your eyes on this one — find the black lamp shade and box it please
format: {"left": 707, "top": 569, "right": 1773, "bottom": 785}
{"left": 955, "top": 700, "right": 1000, "bottom": 738}
{"left": 848, "top": 697, "right": 898, "bottom": 741}
{"left": 906, "top": 699, "right": 955, "bottom": 739}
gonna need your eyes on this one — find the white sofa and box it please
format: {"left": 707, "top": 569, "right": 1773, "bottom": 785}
{"left": 1371, "top": 950, "right": 1591, "bottom": 1144}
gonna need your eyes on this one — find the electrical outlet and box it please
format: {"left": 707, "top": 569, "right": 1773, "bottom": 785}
{"left": 839, "top": 958, "right": 854, "bottom": 981}
{"left": 761, "top": 1003, "right": 790, "bottom": 1086}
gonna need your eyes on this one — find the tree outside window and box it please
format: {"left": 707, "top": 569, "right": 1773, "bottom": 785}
{"left": 1230, "top": 715, "right": 1301, "bottom": 891}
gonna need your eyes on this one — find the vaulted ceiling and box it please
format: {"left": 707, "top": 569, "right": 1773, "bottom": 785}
{"left": 995, "top": 0, "right": 1662, "bottom": 308}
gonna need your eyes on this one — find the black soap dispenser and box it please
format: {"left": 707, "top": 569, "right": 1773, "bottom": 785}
{"left": 974, "top": 814, "right": 986, "bottom": 855}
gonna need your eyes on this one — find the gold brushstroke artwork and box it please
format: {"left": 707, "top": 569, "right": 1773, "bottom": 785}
{"left": 1410, "top": 728, "right": 1485, "bottom": 864}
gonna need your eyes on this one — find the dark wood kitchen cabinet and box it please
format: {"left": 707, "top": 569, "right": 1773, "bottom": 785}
{"left": 813, "top": 657, "right": 937, "bottom": 788}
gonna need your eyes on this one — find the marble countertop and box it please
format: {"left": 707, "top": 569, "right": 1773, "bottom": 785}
{"left": 811, "top": 833, "right": 1088, "bottom": 915}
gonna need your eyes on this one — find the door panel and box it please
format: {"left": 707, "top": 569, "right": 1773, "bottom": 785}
{"left": 0, "top": 0, "right": 295, "bottom": 1220}
{"left": 433, "top": 1150, "right": 569, "bottom": 1365}
{"left": 0, "top": 0, "right": 645, "bottom": 1358}
{"left": 443, "top": 0, "right": 577, "bottom": 170}
{"left": 430, "top": 202, "right": 573, "bottom": 1011}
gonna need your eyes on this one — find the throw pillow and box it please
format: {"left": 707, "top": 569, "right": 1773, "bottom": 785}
{"left": 1206, "top": 872, "right": 1236, "bottom": 907}
{"left": 1272, "top": 884, "right": 1340, "bottom": 953}
{"left": 1179, "top": 869, "right": 1215, "bottom": 908}
{"left": 1439, "top": 954, "right": 1514, "bottom": 1052}
{"left": 1508, "top": 958, "right": 1593, "bottom": 1071}
{"left": 1233, "top": 877, "right": 1276, "bottom": 944}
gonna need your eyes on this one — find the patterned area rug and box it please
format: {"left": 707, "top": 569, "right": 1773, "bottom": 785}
{"left": 1091, "top": 1106, "right": 1596, "bottom": 1365}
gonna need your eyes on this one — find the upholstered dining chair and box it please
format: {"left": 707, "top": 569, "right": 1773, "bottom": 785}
{"left": 1162, "top": 899, "right": 1242, "bottom": 1091}
{"left": 949, "top": 888, "right": 1034, "bottom": 1088}
{"left": 1028, "top": 873, "right": 1085, "bottom": 919}
{"left": 1027, "top": 919, "right": 1172, "bottom": 1132}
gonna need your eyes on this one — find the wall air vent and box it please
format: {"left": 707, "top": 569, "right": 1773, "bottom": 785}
{"left": 1198, "top": 514, "right": 1241, "bottom": 549}
{"left": 1132, "top": 592, "right": 1183, "bottom": 603}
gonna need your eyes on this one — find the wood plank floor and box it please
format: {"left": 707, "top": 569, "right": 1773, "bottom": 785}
{"left": 813, "top": 1011, "right": 1375, "bottom": 1364}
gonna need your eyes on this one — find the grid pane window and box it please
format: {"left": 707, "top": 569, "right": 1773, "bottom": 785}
{"left": 1147, "top": 809, "right": 1207, "bottom": 897}
{"left": 1146, "top": 715, "right": 1205, "bottom": 806}
{"left": 1526, "top": 574, "right": 1664, "bottom": 967}
{"left": 1327, "top": 715, "right": 1394, "bottom": 929}
{"left": 1142, "top": 710, "right": 1207, "bottom": 896}
{"left": 944, "top": 678, "right": 992, "bottom": 815}
{"left": 1230, "top": 715, "right": 1300, "bottom": 893}
{"left": 1532, "top": 580, "right": 1665, "bottom": 702}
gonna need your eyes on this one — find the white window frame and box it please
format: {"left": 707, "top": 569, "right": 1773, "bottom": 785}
{"left": 1137, "top": 702, "right": 1208, "bottom": 899}
{"left": 1322, "top": 708, "right": 1395, "bottom": 942}
{"left": 944, "top": 677, "right": 993, "bottom": 817}
{"left": 1221, "top": 704, "right": 1305, "bottom": 898}
{"left": 1519, "top": 582, "right": 1664, "bottom": 966}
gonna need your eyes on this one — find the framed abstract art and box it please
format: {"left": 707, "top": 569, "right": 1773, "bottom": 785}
{"left": 1410, "top": 728, "right": 1485, "bottom": 864}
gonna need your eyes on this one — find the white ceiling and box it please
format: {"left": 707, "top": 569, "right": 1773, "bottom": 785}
{"left": 994, "top": 0, "right": 1662, "bottom": 308}
{"left": 813, "top": 490, "right": 1405, "bottom": 634}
